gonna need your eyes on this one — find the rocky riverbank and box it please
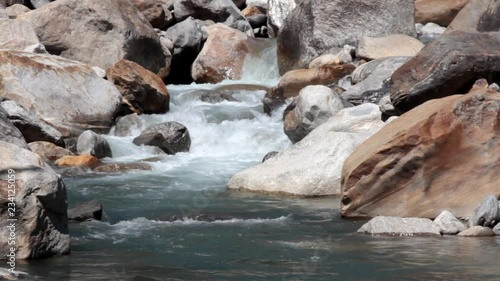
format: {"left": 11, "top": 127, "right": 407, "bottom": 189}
{"left": 0, "top": 1, "right": 499, "bottom": 278}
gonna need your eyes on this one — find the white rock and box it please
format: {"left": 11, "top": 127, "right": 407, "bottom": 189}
{"left": 421, "top": 22, "right": 446, "bottom": 35}
{"left": 358, "top": 216, "right": 441, "bottom": 236}
{"left": 433, "top": 210, "right": 466, "bottom": 235}
{"left": 228, "top": 103, "right": 385, "bottom": 196}
{"left": 267, "top": 0, "right": 297, "bottom": 38}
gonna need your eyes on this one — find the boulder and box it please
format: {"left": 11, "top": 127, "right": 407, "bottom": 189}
{"left": 343, "top": 57, "right": 410, "bottom": 105}
{"left": 164, "top": 17, "right": 207, "bottom": 84}
{"left": 276, "top": 64, "right": 356, "bottom": 99}
{"left": 415, "top": 0, "right": 469, "bottom": 26}
{"left": 0, "top": 103, "right": 28, "bottom": 149}
{"left": 277, "top": 0, "right": 416, "bottom": 74}
{"left": 173, "top": 0, "right": 253, "bottom": 35}
{"left": 1, "top": 100, "right": 64, "bottom": 146}
{"left": 133, "top": 122, "right": 191, "bottom": 154}
{"left": 446, "top": 0, "right": 500, "bottom": 33}
{"left": 4, "top": 4, "right": 29, "bottom": 18}
{"left": 130, "top": 0, "right": 166, "bottom": 29}
{"left": 0, "top": 18, "right": 40, "bottom": 51}
{"left": 18, "top": 0, "right": 168, "bottom": 76}
{"left": 0, "top": 141, "right": 70, "bottom": 259}
{"left": 284, "top": 85, "right": 344, "bottom": 143}
{"left": 493, "top": 222, "right": 500, "bottom": 236}
{"left": 111, "top": 113, "right": 146, "bottom": 137}
{"left": 341, "top": 87, "right": 500, "bottom": 219}
{"left": 93, "top": 162, "right": 152, "bottom": 173}
{"left": 356, "top": 35, "right": 424, "bottom": 60}
{"left": 266, "top": 0, "right": 298, "bottom": 38}
{"left": 390, "top": 31, "right": 500, "bottom": 113}
{"left": 76, "top": 131, "right": 112, "bottom": 159}
{"left": 357, "top": 217, "right": 441, "bottom": 237}
{"left": 469, "top": 195, "right": 500, "bottom": 227}
{"left": 28, "top": 141, "right": 74, "bottom": 162}
{"left": 68, "top": 200, "right": 103, "bottom": 222}
{"left": 0, "top": 50, "right": 122, "bottom": 137}
{"left": 433, "top": 210, "right": 466, "bottom": 235}
{"left": 55, "top": 155, "right": 101, "bottom": 169}
{"left": 192, "top": 24, "right": 270, "bottom": 83}
{"left": 457, "top": 226, "right": 496, "bottom": 237}
{"left": 228, "top": 104, "right": 385, "bottom": 196}
{"left": 106, "top": 59, "right": 170, "bottom": 115}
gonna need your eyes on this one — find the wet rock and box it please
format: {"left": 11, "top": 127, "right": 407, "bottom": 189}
{"left": 341, "top": 87, "right": 500, "bottom": 219}
{"left": 174, "top": 0, "right": 253, "bottom": 35}
{"left": 55, "top": 155, "right": 101, "bottom": 169}
{"left": 112, "top": 114, "right": 146, "bottom": 137}
{"left": 18, "top": 0, "right": 168, "bottom": 76}
{"left": 433, "top": 210, "right": 466, "bottom": 235}
{"left": 107, "top": 59, "right": 170, "bottom": 115}
{"left": 133, "top": 122, "right": 191, "bottom": 155}
{"left": 93, "top": 162, "right": 152, "bottom": 173}
{"left": 390, "top": 31, "right": 500, "bottom": 113}
{"left": 262, "top": 151, "right": 279, "bottom": 163}
{"left": 29, "top": 141, "right": 74, "bottom": 162}
{"left": 357, "top": 217, "right": 441, "bottom": 237}
{"left": 277, "top": 0, "right": 416, "bottom": 74}
{"left": 192, "top": 24, "right": 270, "bottom": 83}
{"left": 1, "top": 100, "right": 64, "bottom": 146}
{"left": 267, "top": 0, "right": 299, "bottom": 38}
{"left": 4, "top": 4, "right": 29, "bottom": 18}
{"left": 357, "top": 34, "right": 424, "bottom": 60}
{"left": 276, "top": 64, "right": 356, "bottom": 99}
{"left": 130, "top": 0, "right": 167, "bottom": 29}
{"left": 284, "top": 85, "right": 344, "bottom": 143}
{"left": 68, "top": 200, "right": 103, "bottom": 222}
{"left": 228, "top": 104, "right": 385, "bottom": 196}
{"left": 76, "top": 131, "right": 112, "bottom": 159}
{"left": 457, "top": 226, "right": 496, "bottom": 237}
{"left": 0, "top": 141, "right": 70, "bottom": 259}
{"left": 165, "top": 17, "right": 207, "bottom": 84}
{"left": 198, "top": 90, "right": 237, "bottom": 104}
{"left": 0, "top": 103, "right": 28, "bottom": 149}
{"left": 469, "top": 195, "right": 500, "bottom": 228}
{"left": 0, "top": 18, "right": 40, "bottom": 51}
{"left": 446, "top": 0, "right": 500, "bottom": 33}
{"left": 415, "top": 0, "right": 469, "bottom": 26}
{"left": 0, "top": 50, "right": 122, "bottom": 137}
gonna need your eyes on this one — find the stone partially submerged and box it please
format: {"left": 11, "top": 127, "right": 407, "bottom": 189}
{"left": 433, "top": 210, "right": 466, "bottom": 235}
{"left": 358, "top": 216, "right": 441, "bottom": 237}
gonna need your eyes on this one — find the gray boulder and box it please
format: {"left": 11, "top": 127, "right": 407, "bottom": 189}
{"left": 277, "top": 0, "right": 416, "bottom": 74}
{"left": 18, "top": 0, "right": 168, "bottom": 76}
{"left": 0, "top": 141, "right": 70, "bottom": 259}
{"left": 68, "top": 200, "right": 103, "bottom": 222}
{"left": 267, "top": 0, "right": 300, "bottom": 38}
{"left": 0, "top": 103, "right": 28, "bottom": 149}
{"left": 173, "top": 0, "right": 253, "bottom": 35}
{"left": 284, "top": 85, "right": 344, "bottom": 143}
{"left": 165, "top": 17, "right": 207, "bottom": 84}
{"left": 358, "top": 216, "right": 441, "bottom": 237}
{"left": 133, "top": 122, "right": 191, "bottom": 155}
{"left": 458, "top": 226, "right": 496, "bottom": 237}
{"left": 76, "top": 130, "right": 112, "bottom": 159}
{"left": 469, "top": 195, "right": 499, "bottom": 227}
{"left": 0, "top": 50, "right": 122, "bottom": 137}
{"left": 112, "top": 113, "right": 146, "bottom": 137}
{"left": 1, "top": 100, "right": 64, "bottom": 147}
{"left": 228, "top": 104, "right": 385, "bottom": 196}
{"left": 433, "top": 210, "right": 466, "bottom": 235}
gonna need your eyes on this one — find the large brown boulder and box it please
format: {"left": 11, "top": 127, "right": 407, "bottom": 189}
{"left": 390, "top": 31, "right": 500, "bottom": 113}
{"left": 0, "top": 50, "right": 122, "bottom": 137}
{"left": 0, "top": 141, "right": 70, "bottom": 259}
{"left": 18, "top": 0, "right": 168, "bottom": 76}
{"left": 277, "top": 0, "right": 415, "bottom": 74}
{"left": 415, "top": 0, "right": 469, "bottom": 26}
{"left": 341, "top": 85, "right": 500, "bottom": 219}
{"left": 107, "top": 59, "right": 170, "bottom": 115}
{"left": 191, "top": 24, "right": 270, "bottom": 83}
{"left": 446, "top": 0, "right": 500, "bottom": 33}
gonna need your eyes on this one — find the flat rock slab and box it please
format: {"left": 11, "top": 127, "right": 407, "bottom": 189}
{"left": 358, "top": 216, "right": 441, "bottom": 237}
{"left": 457, "top": 226, "right": 496, "bottom": 237}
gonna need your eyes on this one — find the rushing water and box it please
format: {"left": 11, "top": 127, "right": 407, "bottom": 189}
{"left": 9, "top": 43, "right": 500, "bottom": 281}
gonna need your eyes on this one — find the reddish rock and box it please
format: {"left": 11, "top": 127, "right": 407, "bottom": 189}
{"left": 130, "top": 0, "right": 166, "bottom": 29}
{"left": 415, "top": 0, "right": 469, "bottom": 26}
{"left": 55, "top": 155, "right": 101, "bottom": 169}
{"left": 446, "top": 0, "right": 500, "bottom": 33}
{"left": 107, "top": 59, "right": 170, "bottom": 115}
{"left": 341, "top": 86, "right": 500, "bottom": 219}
